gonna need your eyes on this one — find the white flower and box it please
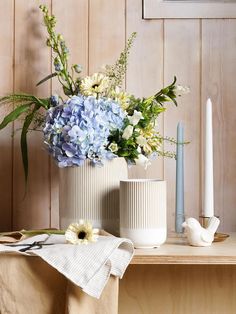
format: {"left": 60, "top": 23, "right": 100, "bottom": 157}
{"left": 108, "top": 86, "right": 131, "bottom": 111}
{"left": 122, "top": 125, "right": 134, "bottom": 140}
{"left": 135, "top": 154, "right": 151, "bottom": 169}
{"left": 128, "top": 110, "right": 143, "bottom": 126}
{"left": 174, "top": 85, "right": 190, "bottom": 96}
{"left": 80, "top": 73, "right": 110, "bottom": 97}
{"left": 65, "top": 220, "right": 99, "bottom": 245}
{"left": 136, "top": 135, "right": 147, "bottom": 146}
{"left": 108, "top": 142, "right": 118, "bottom": 152}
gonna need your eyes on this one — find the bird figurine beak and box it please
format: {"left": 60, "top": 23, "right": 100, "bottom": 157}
{"left": 182, "top": 222, "right": 187, "bottom": 228}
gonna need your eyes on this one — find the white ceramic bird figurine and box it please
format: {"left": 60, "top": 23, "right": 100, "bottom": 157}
{"left": 182, "top": 217, "right": 220, "bottom": 247}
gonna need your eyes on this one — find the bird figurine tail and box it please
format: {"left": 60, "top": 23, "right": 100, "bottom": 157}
{"left": 206, "top": 216, "right": 220, "bottom": 234}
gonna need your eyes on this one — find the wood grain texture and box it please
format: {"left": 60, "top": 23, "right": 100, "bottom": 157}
{"left": 0, "top": 1, "right": 14, "bottom": 231}
{"left": 89, "top": 0, "right": 125, "bottom": 74}
{"left": 143, "top": 0, "right": 236, "bottom": 19}
{"left": 164, "top": 20, "right": 201, "bottom": 233}
{"left": 202, "top": 19, "right": 236, "bottom": 232}
{"left": 51, "top": 0, "right": 89, "bottom": 228}
{"left": 119, "top": 264, "right": 236, "bottom": 314}
{"left": 126, "top": 0, "right": 164, "bottom": 180}
{"left": 132, "top": 233, "right": 236, "bottom": 265}
{"left": 13, "top": 0, "right": 51, "bottom": 230}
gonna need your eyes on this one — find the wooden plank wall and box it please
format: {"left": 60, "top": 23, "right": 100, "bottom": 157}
{"left": 0, "top": 0, "right": 235, "bottom": 232}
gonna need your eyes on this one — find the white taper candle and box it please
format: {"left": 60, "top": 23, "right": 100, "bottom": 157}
{"left": 203, "top": 98, "right": 214, "bottom": 217}
{"left": 175, "top": 122, "right": 184, "bottom": 233}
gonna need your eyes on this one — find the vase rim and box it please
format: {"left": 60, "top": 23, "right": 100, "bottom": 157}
{"left": 120, "top": 179, "right": 165, "bottom": 183}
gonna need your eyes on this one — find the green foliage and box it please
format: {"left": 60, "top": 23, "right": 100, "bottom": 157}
{"left": 21, "top": 105, "right": 40, "bottom": 181}
{"left": 39, "top": 5, "right": 82, "bottom": 96}
{"left": 36, "top": 72, "right": 58, "bottom": 87}
{"left": 0, "top": 94, "right": 50, "bottom": 181}
{"left": 0, "top": 104, "right": 31, "bottom": 130}
{"left": 107, "top": 77, "right": 182, "bottom": 164}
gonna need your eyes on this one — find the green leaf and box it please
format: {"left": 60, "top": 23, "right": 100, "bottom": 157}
{"left": 20, "top": 105, "right": 40, "bottom": 182}
{"left": 170, "top": 76, "right": 177, "bottom": 87}
{"left": 0, "top": 94, "right": 50, "bottom": 110}
{"left": 0, "top": 104, "right": 31, "bottom": 130}
{"left": 118, "top": 151, "right": 131, "bottom": 157}
{"left": 36, "top": 72, "right": 58, "bottom": 86}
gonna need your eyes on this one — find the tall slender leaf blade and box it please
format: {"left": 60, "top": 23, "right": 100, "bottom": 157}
{"left": 0, "top": 104, "right": 31, "bottom": 130}
{"left": 20, "top": 105, "right": 39, "bottom": 182}
{"left": 36, "top": 72, "right": 57, "bottom": 86}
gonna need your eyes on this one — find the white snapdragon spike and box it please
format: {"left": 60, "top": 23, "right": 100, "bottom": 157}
{"left": 108, "top": 142, "right": 118, "bottom": 152}
{"left": 175, "top": 85, "right": 190, "bottom": 96}
{"left": 136, "top": 135, "right": 147, "bottom": 146}
{"left": 128, "top": 110, "right": 144, "bottom": 126}
{"left": 135, "top": 154, "right": 151, "bottom": 169}
{"left": 122, "top": 125, "right": 134, "bottom": 140}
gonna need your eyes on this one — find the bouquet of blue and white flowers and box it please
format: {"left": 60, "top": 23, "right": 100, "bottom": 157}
{"left": 0, "top": 5, "right": 189, "bottom": 179}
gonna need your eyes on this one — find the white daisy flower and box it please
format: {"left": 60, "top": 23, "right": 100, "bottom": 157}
{"left": 65, "top": 220, "right": 99, "bottom": 245}
{"left": 80, "top": 73, "right": 110, "bottom": 97}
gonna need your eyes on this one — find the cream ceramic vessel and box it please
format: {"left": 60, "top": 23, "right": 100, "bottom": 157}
{"left": 59, "top": 158, "right": 128, "bottom": 234}
{"left": 120, "top": 179, "right": 167, "bottom": 248}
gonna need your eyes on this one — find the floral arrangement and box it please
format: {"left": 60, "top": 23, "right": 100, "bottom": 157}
{"left": 0, "top": 5, "right": 189, "bottom": 179}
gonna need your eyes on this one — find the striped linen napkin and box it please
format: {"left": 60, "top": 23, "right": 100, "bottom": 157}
{"left": 0, "top": 234, "right": 134, "bottom": 298}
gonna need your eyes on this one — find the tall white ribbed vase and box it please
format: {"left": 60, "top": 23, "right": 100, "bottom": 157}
{"left": 120, "top": 179, "right": 167, "bottom": 248}
{"left": 59, "top": 158, "right": 128, "bottom": 234}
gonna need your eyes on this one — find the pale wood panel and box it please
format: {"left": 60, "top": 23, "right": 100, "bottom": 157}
{"left": 119, "top": 264, "right": 236, "bottom": 314}
{"left": 164, "top": 20, "right": 201, "bottom": 233}
{"left": 132, "top": 233, "right": 235, "bottom": 265}
{"left": 89, "top": 0, "right": 126, "bottom": 74}
{"left": 126, "top": 0, "right": 164, "bottom": 180}
{"left": 202, "top": 19, "right": 236, "bottom": 232}
{"left": 51, "top": 0, "right": 89, "bottom": 228}
{"left": 143, "top": 0, "right": 236, "bottom": 19}
{"left": 0, "top": 1, "right": 14, "bottom": 231}
{"left": 13, "top": 0, "right": 51, "bottom": 229}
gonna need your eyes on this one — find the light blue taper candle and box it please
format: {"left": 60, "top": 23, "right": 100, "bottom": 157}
{"left": 175, "top": 122, "right": 185, "bottom": 233}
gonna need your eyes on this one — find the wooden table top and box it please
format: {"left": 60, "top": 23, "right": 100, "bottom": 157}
{"left": 131, "top": 232, "right": 236, "bottom": 265}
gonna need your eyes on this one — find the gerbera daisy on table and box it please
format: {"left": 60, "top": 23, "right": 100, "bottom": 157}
{"left": 65, "top": 220, "right": 99, "bottom": 245}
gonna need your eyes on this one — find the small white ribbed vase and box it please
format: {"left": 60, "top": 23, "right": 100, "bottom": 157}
{"left": 59, "top": 158, "right": 128, "bottom": 234}
{"left": 120, "top": 179, "right": 167, "bottom": 248}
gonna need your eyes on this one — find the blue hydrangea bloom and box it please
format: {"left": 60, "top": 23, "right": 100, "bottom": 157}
{"left": 43, "top": 94, "right": 125, "bottom": 167}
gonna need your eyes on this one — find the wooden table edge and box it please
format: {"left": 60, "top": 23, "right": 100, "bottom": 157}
{"left": 131, "top": 255, "right": 236, "bottom": 265}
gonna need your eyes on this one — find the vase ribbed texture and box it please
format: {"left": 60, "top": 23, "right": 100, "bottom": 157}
{"left": 120, "top": 180, "right": 166, "bottom": 228}
{"left": 120, "top": 180, "right": 167, "bottom": 247}
{"left": 59, "top": 158, "right": 128, "bottom": 234}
